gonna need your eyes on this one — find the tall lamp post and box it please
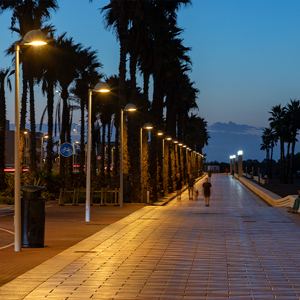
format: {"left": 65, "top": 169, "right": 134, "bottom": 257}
{"left": 232, "top": 155, "right": 236, "bottom": 175}
{"left": 238, "top": 151, "right": 243, "bottom": 177}
{"left": 120, "top": 103, "right": 137, "bottom": 207}
{"left": 14, "top": 30, "right": 48, "bottom": 251}
{"left": 140, "top": 123, "right": 153, "bottom": 202}
{"left": 86, "top": 82, "right": 110, "bottom": 222}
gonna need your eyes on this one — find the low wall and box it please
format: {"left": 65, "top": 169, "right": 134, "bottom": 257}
{"left": 234, "top": 174, "right": 298, "bottom": 209}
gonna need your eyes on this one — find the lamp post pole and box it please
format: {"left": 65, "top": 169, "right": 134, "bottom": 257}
{"left": 120, "top": 109, "right": 124, "bottom": 207}
{"left": 238, "top": 151, "right": 243, "bottom": 177}
{"left": 14, "top": 30, "right": 47, "bottom": 251}
{"left": 86, "top": 82, "right": 110, "bottom": 222}
{"left": 14, "top": 41, "right": 21, "bottom": 252}
{"left": 86, "top": 89, "right": 92, "bottom": 222}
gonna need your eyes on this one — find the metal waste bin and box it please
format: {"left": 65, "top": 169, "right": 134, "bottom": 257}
{"left": 21, "top": 185, "right": 46, "bottom": 248}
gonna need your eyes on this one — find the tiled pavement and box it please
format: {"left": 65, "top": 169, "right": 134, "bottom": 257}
{"left": 3, "top": 175, "right": 300, "bottom": 299}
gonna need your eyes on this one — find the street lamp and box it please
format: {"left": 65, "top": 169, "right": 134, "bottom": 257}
{"left": 120, "top": 103, "right": 137, "bottom": 207}
{"left": 40, "top": 134, "right": 49, "bottom": 170}
{"left": 140, "top": 123, "right": 153, "bottom": 202}
{"left": 238, "top": 150, "right": 243, "bottom": 177}
{"left": 232, "top": 155, "right": 236, "bottom": 174}
{"left": 14, "top": 30, "right": 48, "bottom": 251}
{"left": 86, "top": 82, "right": 110, "bottom": 222}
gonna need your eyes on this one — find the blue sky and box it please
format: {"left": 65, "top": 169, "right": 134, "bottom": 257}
{"left": 1, "top": 0, "right": 300, "bottom": 162}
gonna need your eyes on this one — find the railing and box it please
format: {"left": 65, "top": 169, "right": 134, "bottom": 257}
{"left": 59, "top": 188, "right": 120, "bottom": 206}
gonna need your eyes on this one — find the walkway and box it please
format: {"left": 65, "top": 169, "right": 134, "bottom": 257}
{"left": 2, "top": 175, "right": 300, "bottom": 299}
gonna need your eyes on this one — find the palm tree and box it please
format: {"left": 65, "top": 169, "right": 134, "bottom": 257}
{"left": 0, "top": 68, "right": 13, "bottom": 189}
{"left": 260, "top": 128, "right": 274, "bottom": 178}
{"left": 55, "top": 34, "right": 82, "bottom": 180}
{"left": 269, "top": 104, "right": 287, "bottom": 184}
{"left": 0, "top": 0, "right": 58, "bottom": 173}
{"left": 72, "top": 46, "right": 102, "bottom": 178}
{"left": 286, "top": 99, "right": 300, "bottom": 183}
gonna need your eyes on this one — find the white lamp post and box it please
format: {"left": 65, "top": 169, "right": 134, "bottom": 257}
{"left": 140, "top": 123, "right": 153, "bottom": 202}
{"left": 120, "top": 103, "right": 137, "bottom": 207}
{"left": 232, "top": 155, "right": 236, "bottom": 175}
{"left": 238, "top": 150, "right": 243, "bottom": 177}
{"left": 86, "top": 82, "right": 110, "bottom": 222}
{"left": 14, "top": 30, "right": 48, "bottom": 251}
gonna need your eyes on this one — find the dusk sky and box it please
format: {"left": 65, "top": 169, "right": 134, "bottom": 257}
{"left": 1, "top": 0, "right": 300, "bottom": 163}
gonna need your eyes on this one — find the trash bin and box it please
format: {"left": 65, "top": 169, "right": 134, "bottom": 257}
{"left": 21, "top": 185, "right": 46, "bottom": 248}
{"left": 123, "top": 174, "right": 132, "bottom": 203}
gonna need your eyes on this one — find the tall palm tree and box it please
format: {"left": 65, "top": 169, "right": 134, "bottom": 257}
{"left": 269, "top": 104, "right": 287, "bottom": 184}
{"left": 286, "top": 99, "right": 300, "bottom": 183}
{"left": 0, "top": 68, "right": 13, "bottom": 189}
{"left": 260, "top": 127, "right": 273, "bottom": 178}
{"left": 55, "top": 34, "right": 82, "bottom": 179}
{"left": 0, "top": 0, "right": 58, "bottom": 173}
{"left": 72, "top": 46, "right": 102, "bottom": 178}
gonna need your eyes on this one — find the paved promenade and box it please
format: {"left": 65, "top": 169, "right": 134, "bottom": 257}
{"left": 2, "top": 175, "right": 300, "bottom": 299}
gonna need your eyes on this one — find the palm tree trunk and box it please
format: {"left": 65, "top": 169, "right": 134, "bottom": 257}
{"left": 101, "top": 123, "right": 106, "bottom": 178}
{"left": 280, "top": 138, "right": 285, "bottom": 184}
{"left": 79, "top": 97, "right": 85, "bottom": 176}
{"left": 45, "top": 80, "right": 54, "bottom": 174}
{"left": 29, "top": 76, "right": 37, "bottom": 173}
{"left": 289, "top": 139, "right": 296, "bottom": 184}
{"left": 107, "top": 118, "right": 112, "bottom": 178}
{"left": 0, "top": 77, "right": 6, "bottom": 189}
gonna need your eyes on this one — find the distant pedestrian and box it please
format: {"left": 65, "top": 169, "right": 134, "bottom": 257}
{"left": 187, "top": 174, "right": 195, "bottom": 199}
{"left": 202, "top": 178, "right": 212, "bottom": 206}
{"left": 225, "top": 168, "right": 229, "bottom": 175}
{"left": 208, "top": 169, "right": 212, "bottom": 181}
{"left": 288, "top": 190, "right": 300, "bottom": 214}
{"left": 174, "top": 172, "right": 184, "bottom": 200}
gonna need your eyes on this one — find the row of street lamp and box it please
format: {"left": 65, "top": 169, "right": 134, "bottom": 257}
{"left": 14, "top": 30, "right": 204, "bottom": 251}
{"left": 230, "top": 151, "right": 243, "bottom": 177}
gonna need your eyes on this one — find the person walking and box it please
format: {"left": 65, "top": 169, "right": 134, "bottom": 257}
{"left": 174, "top": 172, "right": 184, "bottom": 201}
{"left": 187, "top": 174, "right": 195, "bottom": 199}
{"left": 225, "top": 168, "right": 229, "bottom": 175}
{"left": 202, "top": 177, "right": 212, "bottom": 206}
{"left": 208, "top": 169, "right": 212, "bottom": 181}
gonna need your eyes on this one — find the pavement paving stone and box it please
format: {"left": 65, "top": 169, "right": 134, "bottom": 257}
{"left": 4, "top": 176, "right": 300, "bottom": 299}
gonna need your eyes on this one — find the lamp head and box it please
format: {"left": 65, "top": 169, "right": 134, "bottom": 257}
{"left": 124, "top": 103, "right": 137, "bottom": 112}
{"left": 173, "top": 140, "right": 178, "bottom": 144}
{"left": 178, "top": 143, "right": 183, "bottom": 146}
{"left": 23, "top": 30, "right": 47, "bottom": 46}
{"left": 165, "top": 135, "right": 172, "bottom": 141}
{"left": 238, "top": 151, "right": 243, "bottom": 156}
{"left": 143, "top": 123, "right": 153, "bottom": 130}
{"left": 157, "top": 130, "right": 163, "bottom": 136}
{"left": 94, "top": 82, "right": 110, "bottom": 93}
